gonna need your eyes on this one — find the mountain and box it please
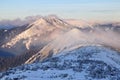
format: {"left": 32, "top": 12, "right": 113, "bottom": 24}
{"left": 1, "top": 46, "right": 120, "bottom": 80}
{"left": 0, "top": 16, "right": 120, "bottom": 80}
{"left": 0, "top": 15, "right": 75, "bottom": 71}
{"left": 94, "top": 23, "right": 120, "bottom": 33}
{"left": 0, "top": 15, "right": 72, "bottom": 55}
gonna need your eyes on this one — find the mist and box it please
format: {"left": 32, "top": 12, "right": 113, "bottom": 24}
{"left": 79, "top": 26, "right": 120, "bottom": 51}
{"left": 0, "top": 15, "right": 42, "bottom": 29}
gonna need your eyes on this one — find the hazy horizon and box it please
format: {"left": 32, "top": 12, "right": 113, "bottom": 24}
{"left": 0, "top": 0, "right": 120, "bottom": 22}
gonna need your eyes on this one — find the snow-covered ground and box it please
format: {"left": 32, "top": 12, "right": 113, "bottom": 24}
{"left": 1, "top": 46, "right": 120, "bottom": 80}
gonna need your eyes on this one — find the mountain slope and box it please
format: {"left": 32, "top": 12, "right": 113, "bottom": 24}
{"left": 25, "top": 28, "right": 91, "bottom": 63}
{"left": 0, "top": 25, "right": 29, "bottom": 46}
{"left": 25, "top": 26, "right": 120, "bottom": 64}
{"left": 1, "top": 46, "right": 120, "bottom": 80}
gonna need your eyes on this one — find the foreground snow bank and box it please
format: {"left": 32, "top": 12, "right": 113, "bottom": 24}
{"left": 1, "top": 46, "right": 120, "bottom": 80}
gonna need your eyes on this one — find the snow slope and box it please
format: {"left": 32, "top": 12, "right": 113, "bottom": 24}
{"left": 1, "top": 46, "right": 120, "bottom": 80}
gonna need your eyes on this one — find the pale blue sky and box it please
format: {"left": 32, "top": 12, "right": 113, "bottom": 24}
{"left": 0, "top": 0, "right": 120, "bottom": 21}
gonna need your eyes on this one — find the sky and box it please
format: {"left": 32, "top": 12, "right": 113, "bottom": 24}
{"left": 0, "top": 0, "right": 120, "bottom": 21}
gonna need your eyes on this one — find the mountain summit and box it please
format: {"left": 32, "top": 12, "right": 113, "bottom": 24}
{"left": 31, "top": 15, "right": 71, "bottom": 28}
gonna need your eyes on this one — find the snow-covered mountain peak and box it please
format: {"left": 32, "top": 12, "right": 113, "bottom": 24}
{"left": 30, "top": 15, "right": 71, "bottom": 30}
{"left": 1, "top": 16, "right": 73, "bottom": 55}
